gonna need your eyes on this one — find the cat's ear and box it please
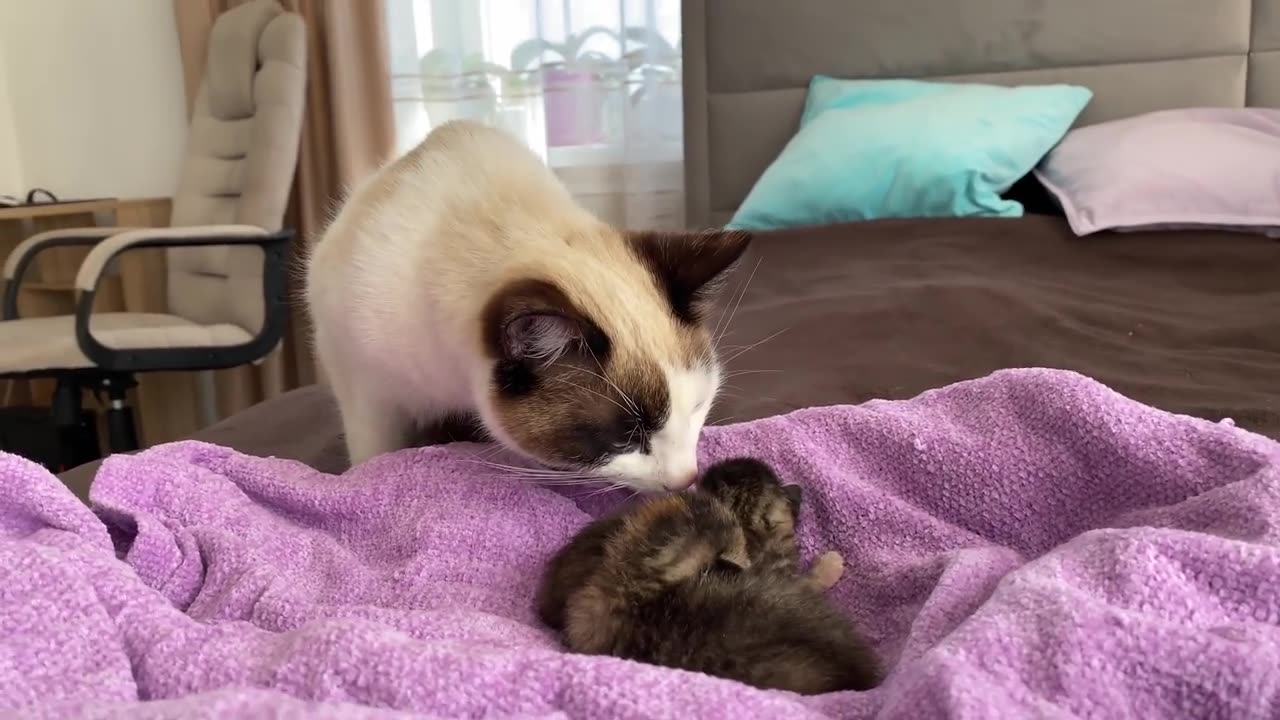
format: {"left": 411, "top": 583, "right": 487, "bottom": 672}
{"left": 783, "top": 484, "right": 803, "bottom": 514}
{"left": 482, "top": 278, "right": 606, "bottom": 365}
{"left": 501, "top": 313, "right": 582, "bottom": 364}
{"left": 628, "top": 229, "right": 752, "bottom": 324}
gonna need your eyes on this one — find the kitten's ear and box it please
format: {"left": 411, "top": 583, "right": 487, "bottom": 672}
{"left": 628, "top": 229, "right": 752, "bottom": 324}
{"left": 783, "top": 485, "right": 803, "bottom": 514}
{"left": 482, "top": 279, "right": 606, "bottom": 364}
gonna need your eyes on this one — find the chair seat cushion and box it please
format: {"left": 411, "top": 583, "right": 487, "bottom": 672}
{"left": 0, "top": 313, "right": 253, "bottom": 375}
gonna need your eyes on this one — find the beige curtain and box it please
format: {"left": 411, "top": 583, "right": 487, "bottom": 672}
{"left": 173, "top": 0, "right": 395, "bottom": 416}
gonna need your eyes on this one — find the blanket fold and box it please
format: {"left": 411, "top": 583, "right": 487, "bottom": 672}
{"left": 2, "top": 368, "right": 1278, "bottom": 718}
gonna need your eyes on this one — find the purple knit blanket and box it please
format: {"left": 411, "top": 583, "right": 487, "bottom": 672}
{"left": 4, "top": 369, "right": 1280, "bottom": 718}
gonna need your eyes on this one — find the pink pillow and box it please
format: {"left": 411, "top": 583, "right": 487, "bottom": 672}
{"left": 1033, "top": 108, "right": 1280, "bottom": 238}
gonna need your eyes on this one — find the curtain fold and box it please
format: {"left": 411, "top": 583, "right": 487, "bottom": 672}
{"left": 172, "top": 0, "right": 396, "bottom": 415}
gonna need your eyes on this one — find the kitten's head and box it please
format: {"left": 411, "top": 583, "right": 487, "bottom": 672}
{"left": 477, "top": 229, "right": 750, "bottom": 492}
{"left": 698, "top": 457, "right": 803, "bottom": 545}
{"left": 611, "top": 493, "right": 751, "bottom": 585}
{"left": 560, "top": 493, "right": 748, "bottom": 651}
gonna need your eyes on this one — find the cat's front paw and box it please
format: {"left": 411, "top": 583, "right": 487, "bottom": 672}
{"left": 807, "top": 550, "right": 844, "bottom": 590}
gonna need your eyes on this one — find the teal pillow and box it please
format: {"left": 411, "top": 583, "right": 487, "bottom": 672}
{"left": 727, "top": 76, "right": 1092, "bottom": 230}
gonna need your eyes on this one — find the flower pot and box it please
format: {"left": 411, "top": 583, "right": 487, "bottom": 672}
{"left": 541, "top": 67, "right": 606, "bottom": 147}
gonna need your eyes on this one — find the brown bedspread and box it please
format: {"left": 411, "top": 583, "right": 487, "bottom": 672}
{"left": 59, "top": 216, "right": 1280, "bottom": 498}
{"left": 717, "top": 215, "right": 1280, "bottom": 435}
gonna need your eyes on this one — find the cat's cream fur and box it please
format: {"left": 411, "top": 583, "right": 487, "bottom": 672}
{"left": 306, "top": 120, "right": 749, "bottom": 490}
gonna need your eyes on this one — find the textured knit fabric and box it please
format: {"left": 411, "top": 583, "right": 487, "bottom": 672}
{"left": 3, "top": 368, "right": 1279, "bottom": 718}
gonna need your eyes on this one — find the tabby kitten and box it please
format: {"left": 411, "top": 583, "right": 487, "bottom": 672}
{"left": 537, "top": 458, "right": 879, "bottom": 694}
{"left": 536, "top": 491, "right": 749, "bottom": 634}
{"left": 698, "top": 457, "right": 844, "bottom": 589}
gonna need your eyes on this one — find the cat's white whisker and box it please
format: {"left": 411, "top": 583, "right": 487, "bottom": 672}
{"left": 551, "top": 376, "right": 633, "bottom": 415}
{"left": 584, "top": 481, "right": 629, "bottom": 499}
{"left": 581, "top": 347, "right": 641, "bottom": 416}
{"left": 463, "top": 457, "right": 600, "bottom": 481}
{"left": 512, "top": 475, "right": 605, "bottom": 486}
{"left": 709, "top": 290, "right": 737, "bottom": 350}
{"left": 471, "top": 445, "right": 508, "bottom": 462}
{"left": 721, "top": 327, "right": 789, "bottom": 366}
{"left": 722, "top": 369, "right": 783, "bottom": 379}
{"left": 713, "top": 257, "right": 761, "bottom": 354}
{"left": 711, "top": 257, "right": 759, "bottom": 346}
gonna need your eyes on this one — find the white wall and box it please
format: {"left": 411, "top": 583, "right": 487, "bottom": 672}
{"left": 0, "top": 0, "right": 189, "bottom": 200}
{"left": 0, "top": 46, "right": 24, "bottom": 195}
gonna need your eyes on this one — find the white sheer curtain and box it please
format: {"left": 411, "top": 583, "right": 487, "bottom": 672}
{"left": 385, "top": 0, "right": 684, "bottom": 229}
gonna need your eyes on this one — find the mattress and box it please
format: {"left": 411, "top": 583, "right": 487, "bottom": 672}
{"left": 58, "top": 215, "right": 1280, "bottom": 499}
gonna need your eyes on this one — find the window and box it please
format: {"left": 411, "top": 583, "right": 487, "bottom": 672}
{"left": 384, "top": 0, "right": 682, "bottom": 170}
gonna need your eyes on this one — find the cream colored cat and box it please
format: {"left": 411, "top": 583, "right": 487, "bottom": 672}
{"left": 305, "top": 120, "right": 750, "bottom": 491}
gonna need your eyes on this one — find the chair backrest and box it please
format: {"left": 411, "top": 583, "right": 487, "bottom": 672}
{"left": 167, "top": 0, "right": 305, "bottom": 334}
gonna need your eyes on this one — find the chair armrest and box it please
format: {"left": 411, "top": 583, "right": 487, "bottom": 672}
{"left": 74, "top": 224, "right": 279, "bottom": 291}
{"left": 73, "top": 224, "right": 295, "bottom": 373}
{"left": 2, "top": 227, "right": 138, "bottom": 320}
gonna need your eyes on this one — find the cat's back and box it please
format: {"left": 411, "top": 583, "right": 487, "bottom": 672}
{"left": 305, "top": 121, "right": 593, "bottom": 353}
{"left": 308, "top": 120, "right": 570, "bottom": 288}
{"left": 395, "top": 120, "right": 570, "bottom": 214}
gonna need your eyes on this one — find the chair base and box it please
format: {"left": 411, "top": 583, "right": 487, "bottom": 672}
{"left": 99, "top": 374, "right": 140, "bottom": 453}
{"left": 0, "top": 370, "right": 145, "bottom": 472}
{"left": 50, "top": 372, "right": 141, "bottom": 463}
{"left": 0, "top": 405, "right": 98, "bottom": 473}
{"left": 57, "top": 407, "right": 102, "bottom": 471}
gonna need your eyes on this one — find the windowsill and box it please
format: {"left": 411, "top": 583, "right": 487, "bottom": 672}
{"left": 386, "top": 113, "right": 684, "bottom": 197}
{"left": 552, "top": 159, "right": 682, "bottom": 198}
{"left": 546, "top": 141, "right": 682, "bottom": 169}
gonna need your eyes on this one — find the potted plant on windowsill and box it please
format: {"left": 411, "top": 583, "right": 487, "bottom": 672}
{"left": 510, "top": 26, "right": 627, "bottom": 148}
{"left": 620, "top": 28, "right": 682, "bottom": 147}
{"left": 418, "top": 48, "right": 509, "bottom": 127}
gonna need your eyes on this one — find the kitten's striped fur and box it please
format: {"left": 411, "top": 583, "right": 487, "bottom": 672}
{"left": 538, "top": 458, "right": 879, "bottom": 694}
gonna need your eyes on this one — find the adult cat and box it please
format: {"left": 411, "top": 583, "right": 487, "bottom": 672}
{"left": 306, "top": 120, "right": 750, "bottom": 491}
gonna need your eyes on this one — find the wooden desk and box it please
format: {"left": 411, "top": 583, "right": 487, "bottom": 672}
{"left": 0, "top": 197, "right": 200, "bottom": 446}
{"left": 2, "top": 200, "right": 120, "bottom": 317}
{"left": 0, "top": 199, "right": 119, "bottom": 220}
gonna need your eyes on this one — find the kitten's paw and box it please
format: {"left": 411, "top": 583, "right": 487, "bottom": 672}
{"left": 808, "top": 550, "right": 844, "bottom": 590}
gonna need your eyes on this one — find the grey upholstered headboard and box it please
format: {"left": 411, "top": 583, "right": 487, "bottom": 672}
{"left": 682, "top": 0, "right": 1280, "bottom": 227}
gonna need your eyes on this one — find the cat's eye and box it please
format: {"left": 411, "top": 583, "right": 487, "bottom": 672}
{"left": 611, "top": 423, "right": 646, "bottom": 453}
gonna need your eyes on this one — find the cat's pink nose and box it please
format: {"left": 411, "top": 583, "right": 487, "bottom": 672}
{"left": 664, "top": 469, "right": 698, "bottom": 491}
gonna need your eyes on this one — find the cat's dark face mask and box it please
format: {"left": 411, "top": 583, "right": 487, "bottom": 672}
{"left": 478, "top": 227, "right": 752, "bottom": 492}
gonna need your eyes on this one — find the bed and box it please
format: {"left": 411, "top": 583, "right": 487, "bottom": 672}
{"left": 17, "top": 2, "right": 1280, "bottom": 716}
{"left": 58, "top": 0, "right": 1280, "bottom": 500}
